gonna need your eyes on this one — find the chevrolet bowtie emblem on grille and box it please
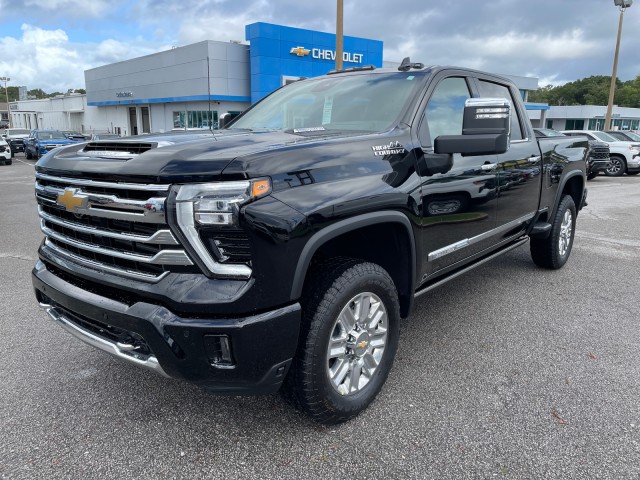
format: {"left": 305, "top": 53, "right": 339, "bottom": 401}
{"left": 56, "top": 188, "right": 88, "bottom": 212}
{"left": 290, "top": 46, "right": 311, "bottom": 57}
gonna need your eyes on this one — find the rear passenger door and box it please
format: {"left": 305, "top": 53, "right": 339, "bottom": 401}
{"left": 473, "top": 77, "right": 543, "bottom": 236}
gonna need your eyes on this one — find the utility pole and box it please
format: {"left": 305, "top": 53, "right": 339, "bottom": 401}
{"left": 336, "top": 0, "right": 344, "bottom": 71}
{"left": 605, "top": 1, "right": 633, "bottom": 131}
{"left": 0, "top": 76, "right": 11, "bottom": 128}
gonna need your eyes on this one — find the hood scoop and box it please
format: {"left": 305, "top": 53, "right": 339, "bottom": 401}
{"left": 81, "top": 141, "right": 172, "bottom": 159}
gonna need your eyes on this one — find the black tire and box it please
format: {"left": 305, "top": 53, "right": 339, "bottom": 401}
{"left": 5, "top": 158, "right": 11, "bottom": 165}
{"left": 586, "top": 171, "right": 597, "bottom": 180}
{"left": 530, "top": 195, "right": 576, "bottom": 269}
{"left": 283, "top": 258, "right": 400, "bottom": 424}
{"left": 25, "top": 149, "right": 32, "bottom": 160}
{"left": 605, "top": 156, "right": 626, "bottom": 177}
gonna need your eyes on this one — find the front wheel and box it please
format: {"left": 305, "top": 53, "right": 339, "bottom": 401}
{"left": 530, "top": 195, "right": 576, "bottom": 269}
{"left": 605, "top": 156, "right": 626, "bottom": 177}
{"left": 284, "top": 259, "right": 400, "bottom": 424}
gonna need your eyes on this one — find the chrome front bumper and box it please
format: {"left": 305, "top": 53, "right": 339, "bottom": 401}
{"left": 38, "top": 302, "right": 169, "bottom": 377}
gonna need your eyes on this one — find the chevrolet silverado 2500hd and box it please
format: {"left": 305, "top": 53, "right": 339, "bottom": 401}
{"left": 32, "top": 63, "right": 588, "bottom": 424}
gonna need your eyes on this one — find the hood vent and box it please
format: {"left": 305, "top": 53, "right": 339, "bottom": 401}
{"left": 81, "top": 142, "right": 158, "bottom": 158}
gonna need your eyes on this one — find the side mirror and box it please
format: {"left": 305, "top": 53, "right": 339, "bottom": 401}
{"left": 434, "top": 98, "right": 511, "bottom": 156}
{"left": 219, "top": 112, "right": 241, "bottom": 129}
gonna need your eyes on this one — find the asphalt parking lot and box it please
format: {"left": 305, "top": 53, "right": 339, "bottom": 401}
{"left": 1, "top": 155, "right": 639, "bottom": 479}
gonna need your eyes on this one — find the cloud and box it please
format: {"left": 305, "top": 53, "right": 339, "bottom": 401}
{"left": 1, "top": 0, "right": 639, "bottom": 93}
{"left": 0, "top": 24, "right": 161, "bottom": 92}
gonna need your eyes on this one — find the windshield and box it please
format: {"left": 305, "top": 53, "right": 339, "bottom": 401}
{"left": 36, "top": 131, "right": 67, "bottom": 140}
{"left": 592, "top": 131, "right": 618, "bottom": 142}
{"left": 617, "top": 131, "right": 640, "bottom": 141}
{"left": 10, "top": 129, "right": 30, "bottom": 135}
{"left": 537, "top": 129, "right": 565, "bottom": 137}
{"left": 231, "top": 72, "right": 427, "bottom": 133}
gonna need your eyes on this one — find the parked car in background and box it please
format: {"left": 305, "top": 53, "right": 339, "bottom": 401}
{"left": 534, "top": 129, "right": 610, "bottom": 180}
{"left": 561, "top": 130, "right": 640, "bottom": 177}
{"left": 62, "top": 131, "right": 90, "bottom": 141}
{"left": 24, "top": 130, "right": 81, "bottom": 159}
{"left": 1, "top": 128, "right": 31, "bottom": 156}
{"left": 605, "top": 130, "right": 640, "bottom": 143}
{"left": 0, "top": 138, "right": 12, "bottom": 165}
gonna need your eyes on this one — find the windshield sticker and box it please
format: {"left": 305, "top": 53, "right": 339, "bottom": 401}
{"left": 372, "top": 141, "right": 405, "bottom": 156}
{"left": 407, "top": 76, "right": 415, "bottom": 80}
{"left": 322, "top": 97, "right": 334, "bottom": 125}
{"left": 293, "top": 127, "right": 326, "bottom": 133}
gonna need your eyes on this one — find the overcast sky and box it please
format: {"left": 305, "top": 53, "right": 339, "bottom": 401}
{"left": 1, "top": 0, "right": 639, "bottom": 93}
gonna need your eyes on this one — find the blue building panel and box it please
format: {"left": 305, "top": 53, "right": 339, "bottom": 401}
{"left": 311, "top": 31, "right": 336, "bottom": 48}
{"left": 249, "top": 37, "right": 281, "bottom": 58}
{"left": 280, "top": 26, "right": 313, "bottom": 44}
{"left": 251, "top": 56, "right": 282, "bottom": 75}
{"left": 246, "top": 22, "right": 384, "bottom": 103}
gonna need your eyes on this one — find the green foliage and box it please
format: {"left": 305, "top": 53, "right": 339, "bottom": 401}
{"left": 529, "top": 75, "right": 640, "bottom": 107}
{"left": 0, "top": 88, "right": 87, "bottom": 102}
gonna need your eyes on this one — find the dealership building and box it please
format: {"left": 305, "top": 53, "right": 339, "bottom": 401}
{"left": 11, "top": 22, "right": 636, "bottom": 135}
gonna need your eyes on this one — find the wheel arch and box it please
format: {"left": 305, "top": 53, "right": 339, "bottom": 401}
{"left": 290, "top": 211, "right": 417, "bottom": 318}
{"left": 554, "top": 171, "right": 585, "bottom": 217}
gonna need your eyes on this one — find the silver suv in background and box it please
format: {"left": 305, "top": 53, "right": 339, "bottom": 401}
{"left": 562, "top": 130, "right": 640, "bottom": 177}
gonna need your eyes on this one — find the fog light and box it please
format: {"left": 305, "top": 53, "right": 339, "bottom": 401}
{"left": 203, "top": 334, "right": 235, "bottom": 368}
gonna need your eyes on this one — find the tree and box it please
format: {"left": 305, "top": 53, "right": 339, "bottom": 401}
{"left": 529, "top": 75, "right": 639, "bottom": 107}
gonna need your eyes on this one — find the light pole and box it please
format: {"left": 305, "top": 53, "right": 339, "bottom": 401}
{"left": 604, "top": 0, "right": 633, "bottom": 131}
{"left": 336, "top": 0, "right": 344, "bottom": 71}
{"left": 0, "top": 76, "right": 11, "bottom": 128}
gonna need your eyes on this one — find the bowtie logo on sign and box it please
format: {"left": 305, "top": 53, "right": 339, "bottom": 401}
{"left": 290, "top": 46, "right": 311, "bottom": 57}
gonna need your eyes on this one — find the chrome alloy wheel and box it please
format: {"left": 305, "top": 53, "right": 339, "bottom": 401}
{"left": 326, "top": 292, "right": 388, "bottom": 396}
{"left": 558, "top": 209, "right": 573, "bottom": 257}
{"left": 606, "top": 158, "right": 622, "bottom": 175}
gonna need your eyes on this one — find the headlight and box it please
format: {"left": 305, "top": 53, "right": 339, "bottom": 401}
{"left": 172, "top": 178, "right": 271, "bottom": 278}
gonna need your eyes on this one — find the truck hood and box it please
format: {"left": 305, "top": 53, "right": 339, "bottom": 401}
{"left": 35, "top": 128, "right": 402, "bottom": 184}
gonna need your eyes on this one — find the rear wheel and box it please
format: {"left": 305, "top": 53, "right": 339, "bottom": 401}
{"left": 587, "top": 172, "right": 597, "bottom": 180}
{"left": 283, "top": 259, "right": 400, "bottom": 424}
{"left": 25, "top": 149, "right": 33, "bottom": 160}
{"left": 605, "top": 156, "right": 626, "bottom": 177}
{"left": 530, "top": 195, "right": 576, "bottom": 269}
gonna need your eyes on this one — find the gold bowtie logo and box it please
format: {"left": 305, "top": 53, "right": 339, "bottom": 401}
{"left": 57, "top": 188, "right": 88, "bottom": 212}
{"left": 290, "top": 46, "right": 310, "bottom": 57}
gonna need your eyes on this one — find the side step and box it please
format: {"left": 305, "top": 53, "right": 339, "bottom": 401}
{"left": 415, "top": 237, "right": 529, "bottom": 298}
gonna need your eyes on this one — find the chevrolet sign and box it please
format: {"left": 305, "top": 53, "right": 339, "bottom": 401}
{"left": 289, "top": 46, "right": 364, "bottom": 64}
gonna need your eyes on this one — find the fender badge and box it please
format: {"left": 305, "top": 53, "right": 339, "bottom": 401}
{"left": 372, "top": 141, "right": 405, "bottom": 156}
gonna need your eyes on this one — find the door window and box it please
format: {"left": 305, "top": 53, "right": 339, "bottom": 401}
{"left": 476, "top": 80, "right": 523, "bottom": 140}
{"left": 419, "top": 77, "right": 470, "bottom": 147}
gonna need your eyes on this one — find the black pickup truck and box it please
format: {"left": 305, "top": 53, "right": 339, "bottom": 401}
{"left": 32, "top": 63, "right": 588, "bottom": 424}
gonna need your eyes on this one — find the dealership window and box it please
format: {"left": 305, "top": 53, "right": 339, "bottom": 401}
{"left": 564, "top": 119, "right": 584, "bottom": 130}
{"left": 546, "top": 119, "right": 553, "bottom": 129}
{"left": 173, "top": 110, "right": 219, "bottom": 129}
{"left": 588, "top": 119, "right": 605, "bottom": 130}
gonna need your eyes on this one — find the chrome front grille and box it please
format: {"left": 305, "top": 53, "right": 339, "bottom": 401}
{"left": 35, "top": 173, "right": 193, "bottom": 282}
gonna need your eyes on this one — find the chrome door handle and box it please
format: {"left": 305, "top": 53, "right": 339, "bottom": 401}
{"left": 481, "top": 163, "right": 497, "bottom": 171}
{"left": 528, "top": 156, "right": 541, "bottom": 163}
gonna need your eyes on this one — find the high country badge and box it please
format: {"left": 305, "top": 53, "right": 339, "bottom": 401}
{"left": 371, "top": 141, "right": 405, "bottom": 156}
